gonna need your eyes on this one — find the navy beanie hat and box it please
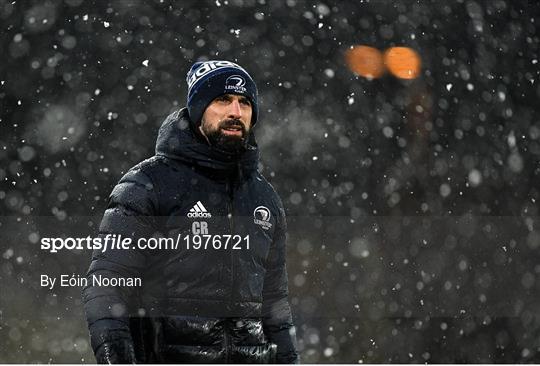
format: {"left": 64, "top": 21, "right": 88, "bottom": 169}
{"left": 186, "top": 60, "right": 258, "bottom": 127}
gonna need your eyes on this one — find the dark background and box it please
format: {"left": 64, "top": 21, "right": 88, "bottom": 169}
{"left": 1, "top": 0, "right": 540, "bottom": 363}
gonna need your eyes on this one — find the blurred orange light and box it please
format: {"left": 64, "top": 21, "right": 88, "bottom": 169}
{"left": 345, "top": 45, "right": 385, "bottom": 80}
{"left": 383, "top": 47, "right": 421, "bottom": 79}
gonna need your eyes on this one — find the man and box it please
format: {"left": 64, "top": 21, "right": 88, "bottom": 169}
{"left": 82, "top": 60, "right": 299, "bottom": 364}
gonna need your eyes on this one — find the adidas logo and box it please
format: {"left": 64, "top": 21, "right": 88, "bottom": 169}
{"left": 187, "top": 201, "right": 212, "bottom": 218}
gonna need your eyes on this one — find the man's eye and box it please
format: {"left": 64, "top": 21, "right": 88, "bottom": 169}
{"left": 240, "top": 99, "right": 251, "bottom": 106}
{"left": 216, "top": 96, "right": 229, "bottom": 102}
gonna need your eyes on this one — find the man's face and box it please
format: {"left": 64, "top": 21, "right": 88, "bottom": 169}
{"left": 200, "top": 94, "right": 253, "bottom": 153}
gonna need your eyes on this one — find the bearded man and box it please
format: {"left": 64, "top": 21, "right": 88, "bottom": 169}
{"left": 82, "top": 60, "right": 300, "bottom": 364}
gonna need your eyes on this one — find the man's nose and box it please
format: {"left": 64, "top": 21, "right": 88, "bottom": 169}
{"left": 227, "top": 99, "right": 242, "bottom": 119}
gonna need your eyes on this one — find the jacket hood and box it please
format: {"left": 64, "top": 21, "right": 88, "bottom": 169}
{"left": 155, "top": 108, "right": 260, "bottom": 174}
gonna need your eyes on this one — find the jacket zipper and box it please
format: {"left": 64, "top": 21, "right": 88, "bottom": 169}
{"left": 225, "top": 170, "right": 236, "bottom": 362}
{"left": 226, "top": 178, "right": 235, "bottom": 292}
{"left": 224, "top": 320, "right": 230, "bottom": 363}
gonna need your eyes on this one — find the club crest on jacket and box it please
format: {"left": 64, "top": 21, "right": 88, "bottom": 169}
{"left": 253, "top": 206, "right": 272, "bottom": 230}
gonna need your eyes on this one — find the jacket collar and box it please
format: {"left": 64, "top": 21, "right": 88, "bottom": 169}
{"left": 155, "top": 108, "right": 260, "bottom": 178}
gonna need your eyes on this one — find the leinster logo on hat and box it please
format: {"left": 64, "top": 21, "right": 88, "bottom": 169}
{"left": 225, "top": 75, "right": 247, "bottom": 94}
{"left": 187, "top": 60, "right": 242, "bottom": 90}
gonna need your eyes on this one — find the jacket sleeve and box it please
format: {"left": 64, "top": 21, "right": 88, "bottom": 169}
{"left": 262, "top": 201, "right": 300, "bottom": 364}
{"left": 82, "top": 168, "right": 158, "bottom": 364}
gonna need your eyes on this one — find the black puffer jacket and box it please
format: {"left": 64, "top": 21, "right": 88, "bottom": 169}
{"left": 82, "top": 108, "right": 299, "bottom": 363}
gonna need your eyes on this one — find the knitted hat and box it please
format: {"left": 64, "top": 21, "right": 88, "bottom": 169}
{"left": 186, "top": 60, "right": 258, "bottom": 127}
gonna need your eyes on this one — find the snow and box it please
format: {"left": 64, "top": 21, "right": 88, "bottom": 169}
{"left": 1, "top": 0, "right": 539, "bottom": 363}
